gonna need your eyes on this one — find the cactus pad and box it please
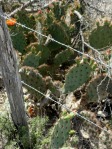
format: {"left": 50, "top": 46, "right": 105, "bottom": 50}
{"left": 36, "top": 45, "right": 51, "bottom": 65}
{"left": 54, "top": 49, "right": 74, "bottom": 66}
{"left": 16, "top": 11, "right": 36, "bottom": 31}
{"left": 50, "top": 112, "right": 74, "bottom": 149}
{"left": 89, "top": 22, "right": 112, "bottom": 49}
{"left": 47, "top": 22, "right": 70, "bottom": 51}
{"left": 20, "top": 67, "right": 46, "bottom": 100}
{"left": 86, "top": 74, "right": 112, "bottom": 102}
{"left": 22, "top": 52, "right": 41, "bottom": 68}
{"left": 63, "top": 62, "right": 92, "bottom": 93}
{"left": 11, "top": 30, "right": 27, "bottom": 54}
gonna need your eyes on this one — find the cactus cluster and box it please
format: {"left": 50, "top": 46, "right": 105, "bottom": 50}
{"left": 4, "top": 0, "right": 112, "bottom": 149}
{"left": 20, "top": 67, "right": 61, "bottom": 100}
{"left": 7, "top": 1, "right": 77, "bottom": 83}
{"left": 9, "top": 0, "right": 111, "bottom": 105}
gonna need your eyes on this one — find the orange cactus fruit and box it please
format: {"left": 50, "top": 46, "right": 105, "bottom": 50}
{"left": 6, "top": 18, "right": 17, "bottom": 26}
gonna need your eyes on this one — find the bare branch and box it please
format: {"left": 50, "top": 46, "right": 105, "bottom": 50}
{"left": 8, "top": 0, "right": 39, "bottom": 17}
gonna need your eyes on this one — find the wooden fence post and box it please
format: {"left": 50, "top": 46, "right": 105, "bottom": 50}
{"left": 0, "top": 7, "right": 30, "bottom": 148}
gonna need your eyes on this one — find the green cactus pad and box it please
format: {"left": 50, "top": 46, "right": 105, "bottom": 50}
{"left": 89, "top": 22, "right": 112, "bottom": 49}
{"left": 86, "top": 74, "right": 112, "bottom": 102}
{"left": 35, "top": 45, "right": 51, "bottom": 65}
{"left": 50, "top": 113, "right": 74, "bottom": 149}
{"left": 22, "top": 52, "right": 41, "bottom": 68}
{"left": 11, "top": 30, "right": 27, "bottom": 54}
{"left": 54, "top": 49, "right": 74, "bottom": 66}
{"left": 16, "top": 11, "right": 36, "bottom": 31}
{"left": 20, "top": 67, "right": 46, "bottom": 100}
{"left": 47, "top": 22, "right": 70, "bottom": 51}
{"left": 63, "top": 112, "right": 75, "bottom": 120}
{"left": 63, "top": 62, "right": 92, "bottom": 93}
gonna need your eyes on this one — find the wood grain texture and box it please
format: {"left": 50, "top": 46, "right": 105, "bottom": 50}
{"left": 0, "top": 6, "right": 27, "bottom": 127}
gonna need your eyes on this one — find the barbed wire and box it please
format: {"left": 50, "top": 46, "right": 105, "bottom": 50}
{"left": 21, "top": 81, "right": 111, "bottom": 135}
{"left": 1, "top": 69, "right": 111, "bottom": 135}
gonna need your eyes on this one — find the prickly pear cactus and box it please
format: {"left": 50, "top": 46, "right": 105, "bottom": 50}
{"left": 50, "top": 112, "right": 74, "bottom": 149}
{"left": 22, "top": 52, "right": 41, "bottom": 68}
{"left": 20, "top": 67, "right": 46, "bottom": 100}
{"left": 54, "top": 49, "right": 74, "bottom": 66}
{"left": 89, "top": 21, "right": 112, "bottom": 49}
{"left": 86, "top": 74, "right": 112, "bottom": 102}
{"left": 63, "top": 62, "right": 92, "bottom": 93}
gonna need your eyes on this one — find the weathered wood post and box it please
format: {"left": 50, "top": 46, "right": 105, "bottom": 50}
{"left": 0, "top": 7, "right": 30, "bottom": 148}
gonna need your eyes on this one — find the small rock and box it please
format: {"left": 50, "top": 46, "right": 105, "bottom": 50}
{"left": 24, "top": 94, "right": 31, "bottom": 100}
{"left": 97, "top": 111, "right": 108, "bottom": 118}
{"left": 23, "top": 87, "right": 28, "bottom": 94}
{"left": 80, "top": 129, "right": 90, "bottom": 139}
